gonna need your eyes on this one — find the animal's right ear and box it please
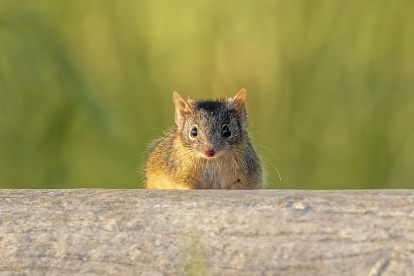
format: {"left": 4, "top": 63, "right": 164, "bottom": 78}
{"left": 173, "top": 92, "right": 192, "bottom": 127}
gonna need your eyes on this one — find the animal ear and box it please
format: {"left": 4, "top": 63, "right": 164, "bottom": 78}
{"left": 173, "top": 92, "right": 192, "bottom": 127}
{"left": 231, "top": 88, "right": 248, "bottom": 129}
{"left": 233, "top": 88, "right": 247, "bottom": 104}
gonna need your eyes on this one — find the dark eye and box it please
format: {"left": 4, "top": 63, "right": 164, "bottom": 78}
{"left": 190, "top": 127, "right": 198, "bottom": 138}
{"left": 222, "top": 124, "right": 231, "bottom": 137}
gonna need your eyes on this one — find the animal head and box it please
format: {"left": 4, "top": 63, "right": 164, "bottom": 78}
{"left": 173, "top": 89, "right": 248, "bottom": 158}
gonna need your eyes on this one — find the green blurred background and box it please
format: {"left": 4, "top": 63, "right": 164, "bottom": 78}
{"left": 1, "top": 0, "right": 413, "bottom": 189}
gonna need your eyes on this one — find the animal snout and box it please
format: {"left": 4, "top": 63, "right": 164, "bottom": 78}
{"left": 205, "top": 149, "right": 215, "bottom": 157}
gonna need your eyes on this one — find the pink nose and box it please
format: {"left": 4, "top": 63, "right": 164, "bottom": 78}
{"left": 205, "top": 149, "right": 215, "bottom": 157}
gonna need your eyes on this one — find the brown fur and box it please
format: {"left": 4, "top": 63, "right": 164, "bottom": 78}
{"left": 144, "top": 89, "right": 263, "bottom": 189}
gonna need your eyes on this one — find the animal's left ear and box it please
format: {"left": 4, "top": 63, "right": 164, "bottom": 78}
{"left": 231, "top": 88, "right": 248, "bottom": 129}
{"left": 233, "top": 88, "right": 247, "bottom": 104}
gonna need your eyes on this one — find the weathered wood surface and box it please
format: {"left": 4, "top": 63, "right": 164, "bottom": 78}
{"left": 1, "top": 189, "right": 414, "bottom": 276}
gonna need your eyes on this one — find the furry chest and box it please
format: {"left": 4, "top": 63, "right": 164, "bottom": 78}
{"left": 197, "top": 159, "right": 238, "bottom": 189}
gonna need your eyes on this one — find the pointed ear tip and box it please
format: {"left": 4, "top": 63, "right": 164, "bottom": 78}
{"left": 172, "top": 91, "right": 181, "bottom": 102}
{"left": 234, "top": 88, "right": 247, "bottom": 101}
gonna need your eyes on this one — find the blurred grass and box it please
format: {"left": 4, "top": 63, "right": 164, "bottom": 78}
{"left": 1, "top": 0, "right": 413, "bottom": 189}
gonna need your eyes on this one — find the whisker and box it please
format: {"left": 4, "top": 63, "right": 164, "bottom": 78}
{"left": 263, "top": 157, "right": 282, "bottom": 182}
{"left": 229, "top": 117, "right": 238, "bottom": 125}
{"left": 257, "top": 144, "right": 279, "bottom": 160}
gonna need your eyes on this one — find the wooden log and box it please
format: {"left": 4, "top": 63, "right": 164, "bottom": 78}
{"left": 0, "top": 189, "right": 413, "bottom": 275}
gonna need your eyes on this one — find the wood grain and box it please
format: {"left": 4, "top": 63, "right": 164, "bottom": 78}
{"left": 1, "top": 189, "right": 414, "bottom": 275}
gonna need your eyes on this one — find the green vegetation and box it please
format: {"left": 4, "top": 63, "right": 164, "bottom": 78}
{"left": 1, "top": 0, "right": 413, "bottom": 189}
